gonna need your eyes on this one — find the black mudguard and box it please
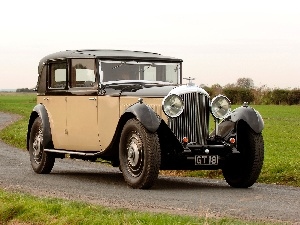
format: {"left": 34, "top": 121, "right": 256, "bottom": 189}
{"left": 27, "top": 104, "right": 53, "bottom": 150}
{"left": 216, "top": 106, "right": 264, "bottom": 139}
{"left": 124, "top": 103, "right": 161, "bottom": 133}
{"left": 228, "top": 106, "right": 264, "bottom": 133}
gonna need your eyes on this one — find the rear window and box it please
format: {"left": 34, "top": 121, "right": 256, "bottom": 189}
{"left": 49, "top": 62, "right": 67, "bottom": 89}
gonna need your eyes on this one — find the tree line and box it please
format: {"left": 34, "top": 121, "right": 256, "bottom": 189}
{"left": 202, "top": 78, "right": 300, "bottom": 105}
{"left": 16, "top": 88, "right": 35, "bottom": 92}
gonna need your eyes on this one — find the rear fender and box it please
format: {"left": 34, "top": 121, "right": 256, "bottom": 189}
{"left": 27, "top": 104, "right": 53, "bottom": 150}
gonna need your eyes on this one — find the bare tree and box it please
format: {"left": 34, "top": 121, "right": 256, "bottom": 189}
{"left": 236, "top": 77, "right": 254, "bottom": 89}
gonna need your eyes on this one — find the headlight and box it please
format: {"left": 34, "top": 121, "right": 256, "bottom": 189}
{"left": 162, "top": 94, "right": 184, "bottom": 118}
{"left": 211, "top": 95, "right": 231, "bottom": 119}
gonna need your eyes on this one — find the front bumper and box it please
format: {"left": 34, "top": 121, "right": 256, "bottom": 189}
{"left": 160, "top": 142, "right": 238, "bottom": 170}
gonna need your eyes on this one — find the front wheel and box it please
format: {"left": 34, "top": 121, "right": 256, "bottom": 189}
{"left": 119, "top": 118, "right": 161, "bottom": 189}
{"left": 222, "top": 122, "right": 264, "bottom": 188}
{"left": 29, "top": 117, "right": 55, "bottom": 174}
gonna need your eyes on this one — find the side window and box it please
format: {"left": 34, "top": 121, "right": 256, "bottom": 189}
{"left": 49, "top": 62, "right": 67, "bottom": 89}
{"left": 71, "top": 59, "right": 96, "bottom": 88}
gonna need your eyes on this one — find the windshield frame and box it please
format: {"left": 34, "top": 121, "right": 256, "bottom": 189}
{"left": 98, "top": 59, "right": 182, "bottom": 85}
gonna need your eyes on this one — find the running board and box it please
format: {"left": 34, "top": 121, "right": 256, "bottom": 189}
{"left": 44, "top": 149, "right": 101, "bottom": 157}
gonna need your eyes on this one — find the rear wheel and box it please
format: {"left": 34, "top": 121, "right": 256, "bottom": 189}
{"left": 119, "top": 118, "right": 161, "bottom": 189}
{"left": 29, "top": 117, "right": 55, "bottom": 174}
{"left": 222, "top": 122, "right": 264, "bottom": 188}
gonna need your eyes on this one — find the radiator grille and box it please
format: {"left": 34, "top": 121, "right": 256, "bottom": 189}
{"left": 168, "top": 93, "right": 210, "bottom": 145}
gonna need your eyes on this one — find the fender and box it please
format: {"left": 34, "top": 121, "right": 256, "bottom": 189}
{"left": 100, "top": 102, "right": 161, "bottom": 159}
{"left": 125, "top": 102, "right": 161, "bottom": 133}
{"left": 27, "top": 104, "right": 53, "bottom": 150}
{"left": 220, "top": 106, "right": 264, "bottom": 135}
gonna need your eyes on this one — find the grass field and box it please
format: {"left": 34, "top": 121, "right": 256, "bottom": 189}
{"left": 252, "top": 105, "right": 300, "bottom": 186}
{"left": 0, "top": 92, "right": 36, "bottom": 149}
{"left": 0, "top": 189, "right": 273, "bottom": 225}
{"left": 0, "top": 92, "right": 298, "bottom": 224}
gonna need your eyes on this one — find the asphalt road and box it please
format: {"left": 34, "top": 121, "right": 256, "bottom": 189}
{"left": 0, "top": 112, "right": 299, "bottom": 224}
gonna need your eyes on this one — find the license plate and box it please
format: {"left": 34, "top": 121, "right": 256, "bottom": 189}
{"left": 195, "top": 155, "right": 218, "bottom": 165}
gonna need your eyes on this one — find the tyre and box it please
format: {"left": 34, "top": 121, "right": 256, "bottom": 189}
{"left": 29, "top": 117, "right": 55, "bottom": 174}
{"left": 222, "top": 122, "right": 264, "bottom": 188}
{"left": 119, "top": 118, "right": 161, "bottom": 189}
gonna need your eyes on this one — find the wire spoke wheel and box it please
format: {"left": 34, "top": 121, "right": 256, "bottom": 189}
{"left": 126, "top": 132, "right": 144, "bottom": 177}
{"left": 32, "top": 127, "right": 43, "bottom": 164}
{"left": 29, "top": 117, "right": 55, "bottom": 174}
{"left": 119, "top": 118, "right": 161, "bottom": 189}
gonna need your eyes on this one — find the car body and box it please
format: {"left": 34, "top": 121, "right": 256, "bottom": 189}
{"left": 27, "top": 49, "right": 264, "bottom": 189}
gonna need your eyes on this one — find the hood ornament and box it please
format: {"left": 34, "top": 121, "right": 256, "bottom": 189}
{"left": 183, "top": 77, "right": 195, "bottom": 86}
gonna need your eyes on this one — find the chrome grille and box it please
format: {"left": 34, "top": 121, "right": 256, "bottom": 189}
{"left": 168, "top": 93, "right": 210, "bottom": 145}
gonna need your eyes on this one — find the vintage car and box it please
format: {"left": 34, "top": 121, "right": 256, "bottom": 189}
{"left": 27, "top": 49, "right": 264, "bottom": 189}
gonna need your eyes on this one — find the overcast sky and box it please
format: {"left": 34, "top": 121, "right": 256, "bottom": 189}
{"left": 0, "top": 0, "right": 299, "bottom": 89}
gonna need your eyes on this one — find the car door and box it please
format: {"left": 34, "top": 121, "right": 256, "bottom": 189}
{"left": 41, "top": 60, "right": 69, "bottom": 149}
{"left": 65, "top": 59, "right": 101, "bottom": 151}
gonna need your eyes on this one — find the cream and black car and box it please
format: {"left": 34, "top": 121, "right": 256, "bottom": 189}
{"left": 27, "top": 49, "right": 264, "bottom": 189}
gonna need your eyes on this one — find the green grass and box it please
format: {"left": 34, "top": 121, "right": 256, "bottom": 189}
{"left": 0, "top": 92, "right": 36, "bottom": 149}
{"left": 254, "top": 105, "right": 300, "bottom": 186}
{"left": 0, "top": 92, "right": 36, "bottom": 115}
{"left": 0, "top": 189, "right": 283, "bottom": 225}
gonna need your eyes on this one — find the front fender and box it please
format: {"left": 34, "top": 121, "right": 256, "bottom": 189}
{"left": 225, "top": 106, "right": 264, "bottom": 134}
{"left": 27, "top": 104, "right": 53, "bottom": 150}
{"left": 100, "top": 103, "right": 161, "bottom": 159}
{"left": 125, "top": 103, "right": 161, "bottom": 133}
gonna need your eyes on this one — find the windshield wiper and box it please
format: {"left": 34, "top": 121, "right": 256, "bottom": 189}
{"left": 139, "top": 64, "right": 154, "bottom": 73}
{"left": 104, "top": 82, "right": 143, "bottom": 91}
{"left": 112, "top": 62, "right": 125, "bottom": 69}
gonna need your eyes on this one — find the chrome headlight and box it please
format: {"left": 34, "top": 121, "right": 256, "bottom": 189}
{"left": 162, "top": 94, "right": 184, "bottom": 118}
{"left": 211, "top": 95, "right": 231, "bottom": 119}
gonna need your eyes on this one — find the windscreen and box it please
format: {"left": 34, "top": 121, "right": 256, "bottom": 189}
{"left": 99, "top": 61, "right": 180, "bottom": 84}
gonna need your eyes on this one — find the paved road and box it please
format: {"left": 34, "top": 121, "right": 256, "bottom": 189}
{"left": 0, "top": 112, "right": 299, "bottom": 224}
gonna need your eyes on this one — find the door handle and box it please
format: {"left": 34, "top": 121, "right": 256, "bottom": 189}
{"left": 88, "top": 97, "right": 96, "bottom": 101}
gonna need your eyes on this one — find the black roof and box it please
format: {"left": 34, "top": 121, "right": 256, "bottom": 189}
{"left": 38, "top": 49, "right": 182, "bottom": 73}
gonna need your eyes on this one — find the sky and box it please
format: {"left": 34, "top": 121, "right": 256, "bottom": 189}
{"left": 0, "top": 0, "right": 299, "bottom": 90}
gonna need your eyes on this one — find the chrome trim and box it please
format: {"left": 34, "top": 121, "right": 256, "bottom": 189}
{"left": 44, "top": 149, "right": 101, "bottom": 156}
{"left": 168, "top": 83, "right": 209, "bottom": 97}
{"left": 168, "top": 92, "right": 210, "bottom": 145}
